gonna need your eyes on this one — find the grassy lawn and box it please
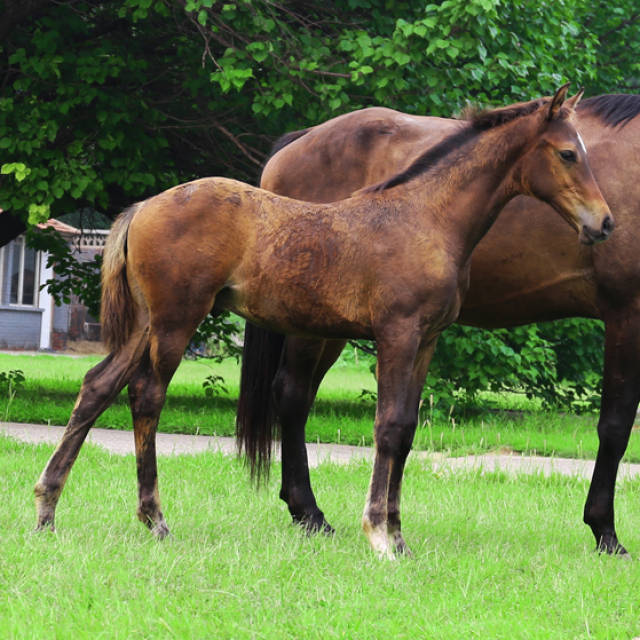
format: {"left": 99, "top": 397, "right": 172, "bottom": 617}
{"left": 2, "top": 435, "right": 640, "bottom": 639}
{"left": 1, "top": 351, "right": 640, "bottom": 462}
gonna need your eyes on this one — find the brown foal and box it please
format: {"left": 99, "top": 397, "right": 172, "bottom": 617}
{"left": 35, "top": 86, "right": 611, "bottom": 557}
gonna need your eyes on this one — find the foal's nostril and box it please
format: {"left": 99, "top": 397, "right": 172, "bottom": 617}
{"left": 602, "top": 215, "right": 615, "bottom": 235}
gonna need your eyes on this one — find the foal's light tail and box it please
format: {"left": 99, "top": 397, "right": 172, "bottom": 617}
{"left": 101, "top": 203, "right": 142, "bottom": 352}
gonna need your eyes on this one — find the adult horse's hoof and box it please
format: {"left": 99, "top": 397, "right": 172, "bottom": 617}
{"left": 597, "top": 534, "right": 630, "bottom": 558}
{"left": 292, "top": 512, "right": 335, "bottom": 536}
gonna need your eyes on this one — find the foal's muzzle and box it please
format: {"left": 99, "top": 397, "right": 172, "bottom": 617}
{"left": 580, "top": 214, "right": 615, "bottom": 245}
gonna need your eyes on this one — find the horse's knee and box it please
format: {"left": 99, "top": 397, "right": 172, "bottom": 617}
{"left": 130, "top": 379, "right": 165, "bottom": 418}
{"left": 272, "top": 369, "right": 310, "bottom": 416}
{"left": 375, "top": 418, "right": 417, "bottom": 457}
{"left": 596, "top": 415, "right": 633, "bottom": 461}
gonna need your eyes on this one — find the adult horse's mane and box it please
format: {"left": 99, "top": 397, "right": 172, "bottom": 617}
{"left": 579, "top": 94, "right": 640, "bottom": 128}
{"left": 365, "top": 98, "right": 549, "bottom": 193}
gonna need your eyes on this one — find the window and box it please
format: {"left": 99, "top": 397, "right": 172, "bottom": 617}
{"left": 0, "top": 237, "right": 40, "bottom": 307}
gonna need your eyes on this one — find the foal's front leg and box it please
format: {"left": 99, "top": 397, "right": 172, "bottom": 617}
{"left": 362, "top": 330, "right": 433, "bottom": 558}
{"left": 385, "top": 338, "right": 438, "bottom": 555}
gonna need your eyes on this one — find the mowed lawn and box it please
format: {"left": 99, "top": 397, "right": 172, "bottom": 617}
{"left": 2, "top": 351, "right": 640, "bottom": 462}
{"left": 2, "top": 435, "right": 640, "bottom": 639}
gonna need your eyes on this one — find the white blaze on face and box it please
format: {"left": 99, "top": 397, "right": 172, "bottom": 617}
{"left": 576, "top": 131, "right": 587, "bottom": 155}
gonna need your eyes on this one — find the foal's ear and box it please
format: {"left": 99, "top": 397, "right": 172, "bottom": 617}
{"left": 548, "top": 83, "right": 571, "bottom": 120}
{"left": 563, "top": 87, "right": 585, "bottom": 112}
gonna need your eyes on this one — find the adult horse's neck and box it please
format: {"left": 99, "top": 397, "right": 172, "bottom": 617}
{"left": 391, "top": 112, "right": 542, "bottom": 263}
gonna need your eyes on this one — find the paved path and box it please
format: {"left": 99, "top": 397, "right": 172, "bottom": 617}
{"left": 3, "top": 420, "right": 640, "bottom": 480}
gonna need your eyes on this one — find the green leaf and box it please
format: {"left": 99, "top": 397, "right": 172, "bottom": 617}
{"left": 27, "top": 203, "right": 50, "bottom": 224}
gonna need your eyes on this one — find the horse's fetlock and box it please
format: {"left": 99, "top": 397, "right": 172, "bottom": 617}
{"left": 34, "top": 479, "right": 59, "bottom": 502}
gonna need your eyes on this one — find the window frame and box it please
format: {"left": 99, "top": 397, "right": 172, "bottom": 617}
{"left": 0, "top": 236, "right": 41, "bottom": 308}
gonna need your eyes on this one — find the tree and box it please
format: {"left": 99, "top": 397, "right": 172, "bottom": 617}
{"left": 4, "top": 0, "right": 638, "bottom": 240}
{"left": 1, "top": 0, "right": 638, "bottom": 406}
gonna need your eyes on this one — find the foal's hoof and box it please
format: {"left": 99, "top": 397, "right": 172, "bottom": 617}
{"left": 393, "top": 538, "right": 414, "bottom": 557}
{"left": 138, "top": 509, "right": 171, "bottom": 539}
{"left": 292, "top": 512, "right": 335, "bottom": 536}
{"left": 34, "top": 508, "right": 56, "bottom": 533}
{"left": 151, "top": 520, "right": 171, "bottom": 540}
{"left": 34, "top": 520, "right": 55, "bottom": 534}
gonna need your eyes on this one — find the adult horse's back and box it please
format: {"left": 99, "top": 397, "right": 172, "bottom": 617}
{"left": 238, "top": 94, "right": 637, "bottom": 554}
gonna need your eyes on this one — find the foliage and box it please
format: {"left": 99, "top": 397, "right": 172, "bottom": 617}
{"left": 26, "top": 226, "right": 102, "bottom": 318}
{"left": 353, "top": 318, "right": 604, "bottom": 413}
{"left": 188, "top": 312, "right": 244, "bottom": 361}
{"left": 2, "top": 0, "right": 638, "bottom": 228}
{"left": 427, "top": 319, "right": 604, "bottom": 412}
{"left": 0, "top": 368, "right": 25, "bottom": 395}
{"left": 0, "top": 367, "right": 25, "bottom": 420}
{"left": 1, "top": 0, "right": 638, "bottom": 406}
{"left": 201, "top": 373, "right": 228, "bottom": 397}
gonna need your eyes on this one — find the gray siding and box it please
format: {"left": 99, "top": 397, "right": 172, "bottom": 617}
{"left": 0, "top": 307, "right": 42, "bottom": 349}
{"left": 53, "top": 301, "right": 70, "bottom": 333}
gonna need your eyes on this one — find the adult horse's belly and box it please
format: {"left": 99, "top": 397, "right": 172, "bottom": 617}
{"left": 459, "top": 195, "right": 600, "bottom": 328}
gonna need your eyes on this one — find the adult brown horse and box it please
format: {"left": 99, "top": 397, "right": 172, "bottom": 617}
{"left": 34, "top": 87, "right": 611, "bottom": 557}
{"left": 238, "top": 92, "right": 637, "bottom": 555}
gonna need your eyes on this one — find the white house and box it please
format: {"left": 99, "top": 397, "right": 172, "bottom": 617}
{"left": 0, "top": 218, "right": 108, "bottom": 350}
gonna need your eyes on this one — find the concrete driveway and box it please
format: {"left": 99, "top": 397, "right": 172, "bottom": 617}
{"left": 4, "top": 420, "right": 640, "bottom": 480}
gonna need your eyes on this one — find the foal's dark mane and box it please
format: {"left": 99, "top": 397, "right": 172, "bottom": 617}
{"left": 578, "top": 94, "right": 640, "bottom": 128}
{"left": 365, "top": 98, "right": 548, "bottom": 193}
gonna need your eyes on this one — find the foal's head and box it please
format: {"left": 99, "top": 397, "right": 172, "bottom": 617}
{"left": 506, "top": 84, "right": 614, "bottom": 245}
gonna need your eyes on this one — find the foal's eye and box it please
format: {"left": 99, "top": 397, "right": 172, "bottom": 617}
{"left": 559, "top": 149, "right": 577, "bottom": 162}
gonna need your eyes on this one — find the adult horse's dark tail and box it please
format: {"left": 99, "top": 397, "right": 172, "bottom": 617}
{"left": 235, "top": 126, "right": 310, "bottom": 480}
{"left": 236, "top": 324, "right": 285, "bottom": 480}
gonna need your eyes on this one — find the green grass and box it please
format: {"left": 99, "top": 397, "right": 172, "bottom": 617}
{"left": 1, "top": 352, "right": 640, "bottom": 462}
{"left": 2, "top": 435, "right": 640, "bottom": 639}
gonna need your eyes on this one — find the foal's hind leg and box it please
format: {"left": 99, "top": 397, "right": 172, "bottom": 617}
{"left": 128, "top": 309, "right": 212, "bottom": 537}
{"left": 35, "top": 330, "right": 148, "bottom": 531}
{"left": 128, "top": 349, "right": 171, "bottom": 538}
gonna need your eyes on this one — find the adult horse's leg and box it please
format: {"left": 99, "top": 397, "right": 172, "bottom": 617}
{"left": 34, "top": 328, "right": 149, "bottom": 531}
{"left": 274, "top": 336, "right": 346, "bottom": 533}
{"left": 362, "top": 326, "right": 433, "bottom": 558}
{"left": 583, "top": 305, "right": 640, "bottom": 555}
